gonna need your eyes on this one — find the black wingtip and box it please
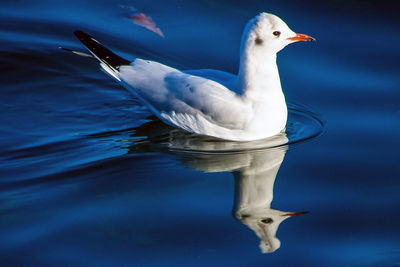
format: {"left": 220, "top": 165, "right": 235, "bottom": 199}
{"left": 74, "top": 30, "right": 85, "bottom": 37}
{"left": 74, "top": 30, "right": 94, "bottom": 43}
{"left": 73, "top": 30, "right": 130, "bottom": 69}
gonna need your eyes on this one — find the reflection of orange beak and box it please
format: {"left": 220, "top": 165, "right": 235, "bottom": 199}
{"left": 287, "top": 33, "right": 315, "bottom": 42}
{"left": 281, "top": 211, "right": 309, "bottom": 217}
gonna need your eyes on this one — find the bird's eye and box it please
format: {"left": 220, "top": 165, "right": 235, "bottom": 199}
{"left": 273, "top": 31, "right": 281, "bottom": 37}
{"left": 261, "top": 218, "right": 274, "bottom": 224}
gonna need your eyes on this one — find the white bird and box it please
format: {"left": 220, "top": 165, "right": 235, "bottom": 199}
{"left": 74, "top": 12, "right": 315, "bottom": 141}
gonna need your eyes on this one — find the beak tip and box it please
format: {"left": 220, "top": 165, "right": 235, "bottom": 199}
{"left": 288, "top": 33, "right": 316, "bottom": 42}
{"left": 281, "top": 211, "right": 309, "bottom": 217}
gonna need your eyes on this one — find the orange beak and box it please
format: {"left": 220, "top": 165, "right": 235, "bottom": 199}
{"left": 287, "top": 33, "right": 315, "bottom": 42}
{"left": 281, "top": 211, "right": 309, "bottom": 217}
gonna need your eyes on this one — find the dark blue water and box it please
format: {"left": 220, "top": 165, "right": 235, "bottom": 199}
{"left": 1, "top": 0, "right": 399, "bottom": 266}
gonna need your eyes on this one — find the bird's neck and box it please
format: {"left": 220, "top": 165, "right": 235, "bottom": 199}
{"left": 237, "top": 52, "right": 282, "bottom": 100}
{"left": 232, "top": 148, "right": 285, "bottom": 215}
{"left": 236, "top": 50, "right": 288, "bottom": 137}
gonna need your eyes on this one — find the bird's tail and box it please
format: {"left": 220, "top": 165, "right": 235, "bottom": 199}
{"left": 73, "top": 30, "right": 130, "bottom": 81}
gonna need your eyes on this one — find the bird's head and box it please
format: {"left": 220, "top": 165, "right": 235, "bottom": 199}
{"left": 241, "top": 12, "right": 315, "bottom": 55}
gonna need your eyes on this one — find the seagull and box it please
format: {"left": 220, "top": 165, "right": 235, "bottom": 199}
{"left": 74, "top": 12, "right": 315, "bottom": 141}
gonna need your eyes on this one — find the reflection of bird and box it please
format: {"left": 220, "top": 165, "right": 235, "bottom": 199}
{"left": 110, "top": 120, "right": 306, "bottom": 253}
{"left": 231, "top": 148, "right": 307, "bottom": 253}
{"left": 179, "top": 145, "right": 306, "bottom": 253}
{"left": 74, "top": 13, "right": 314, "bottom": 141}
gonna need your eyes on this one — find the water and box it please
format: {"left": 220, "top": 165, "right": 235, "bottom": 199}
{"left": 0, "top": 0, "right": 399, "bottom": 266}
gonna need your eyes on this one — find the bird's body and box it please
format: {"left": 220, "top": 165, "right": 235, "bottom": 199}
{"left": 74, "top": 13, "right": 314, "bottom": 141}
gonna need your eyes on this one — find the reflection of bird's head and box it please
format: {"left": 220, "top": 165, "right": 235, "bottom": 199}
{"left": 237, "top": 209, "right": 307, "bottom": 253}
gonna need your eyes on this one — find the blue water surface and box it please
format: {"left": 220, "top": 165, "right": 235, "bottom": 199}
{"left": 0, "top": 0, "right": 399, "bottom": 266}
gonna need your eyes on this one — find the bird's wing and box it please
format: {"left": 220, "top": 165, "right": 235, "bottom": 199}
{"left": 72, "top": 31, "right": 250, "bottom": 134}
{"left": 119, "top": 59, "right": 251, "bottom": 131}
{"left": 184, "top": 69, "right": 237, "bottom": 91}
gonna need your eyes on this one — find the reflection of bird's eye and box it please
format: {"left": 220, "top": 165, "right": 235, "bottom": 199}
{"left": 273, "top": 31, "right": 281, "bottom": 37}
{"left": 261, "top": 218, "right": 274, "bottom": 224}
